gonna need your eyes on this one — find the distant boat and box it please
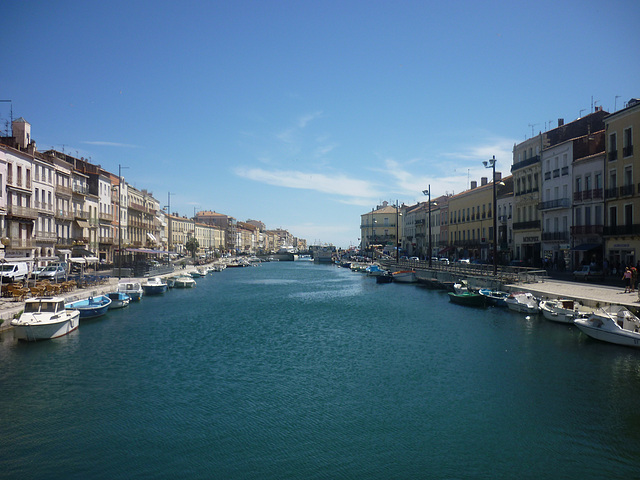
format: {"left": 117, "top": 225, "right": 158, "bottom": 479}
{"left": 448, "top": 291, "right": 487, "bottom": 308}
{"left": 65, "top": 295, "right": 112, "bottom": 319}
{"left": 107, "top": 292, "right": 130, "bottom": 309}
{"left": 117, "top": 281, "right": 143, "bottom": 301}
{"left": 11, "top": 297, "right": 80, "bottom": 341}
{"left": 574, "top": 306, "right": 640, "bottom": 348}
{"left": 143, "top": 277, "right": 168, "bottom": 295}
{"left": 376, "top": 271, "right": 394, "bottom": 283}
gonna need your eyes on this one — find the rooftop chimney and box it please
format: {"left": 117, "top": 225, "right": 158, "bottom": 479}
{"left": 481, "top": 177, "right": 488, "bottom": 186}
{"left": 495, "top": 172, "right": 502, "bottom": 181}
{"left": 558, "top": 118, "right": 564, "bottom": 127}
{"left": 470, "top": 181, "right": 477, "bottom": 189}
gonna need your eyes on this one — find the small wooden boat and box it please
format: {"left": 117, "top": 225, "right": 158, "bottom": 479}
{"left": 392, "top": 270, "right": 417, "bottom": 283}
{"left": 107, "top": 292, "right": 130, "bottom": 309}
{"left": 65, "top": 295, "right": 112, "bottom": 319}
{"left": 448, "top": 291, "right": 487, "bottom": 308}
{"left": 11, "top": 297, "right": 80, "bottom": 341}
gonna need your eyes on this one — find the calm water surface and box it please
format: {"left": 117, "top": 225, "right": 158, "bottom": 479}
{"left": 1, "top": 261, "right": 640, "bottom": 479}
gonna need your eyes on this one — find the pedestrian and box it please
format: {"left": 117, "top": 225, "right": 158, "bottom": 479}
{"left": 632, "top": 266, "right": 638, "bottom": 293}
{"left": 623, "top": 267, "right": 632, "bottom": 293}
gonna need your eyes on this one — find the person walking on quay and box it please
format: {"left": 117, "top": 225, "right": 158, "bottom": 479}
{"left": 632, "top": 266, "right": 638, "bottom": 293}
{"left": 623, "top": 267, "right": 632, "bottom": 293}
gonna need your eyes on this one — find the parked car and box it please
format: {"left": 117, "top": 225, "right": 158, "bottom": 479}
{"left": 573, "top": 265, "right": 604, "bottom": 281}
{"left": 458, "top": 258, "right": 470, "bottom": 264}
{"left": 439, "top": 258, "right": 450, "bottom": 265}
{"left": 409, "top": 256, "right": 420, "bottom": 261}
{"left": 36, "top": 265, "right": 67, "bottom": 282}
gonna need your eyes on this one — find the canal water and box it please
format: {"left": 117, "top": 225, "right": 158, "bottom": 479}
{"left": 1, "top": 261, "right": 640, "bottom": 479}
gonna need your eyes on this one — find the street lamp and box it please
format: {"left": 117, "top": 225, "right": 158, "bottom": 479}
{"left": 483, "top": 156, "right": 498, "bottom": 276}
{"left": 423, "top": 187, "right": 432, "bottom": 268}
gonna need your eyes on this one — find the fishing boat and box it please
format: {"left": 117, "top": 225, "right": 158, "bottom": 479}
{"left": 173, "top": 275, "right": 196, "bottom": 288}
{"left": 117, "top": 281, "right": 143, "bottom": 301}
{"left": 143, "top": 277, "right": 168, "bottom": 295}
{"left": 65, "top": 295, "right": 112, "bottom": 319}
{"left": 392, "top": 270, "right": 417, "bottom": 283}
{"left": 505, "top": 292, "right": 540, "bottom": 314}
{"left": 11, "top": 297, "right": 80, "bottom": 341}
{"left": 539, "top": 298, "right": 586, "bottom": 324}
{"left": 448, "top": 291, "right": 487, "bottom": 308}
{"left": 453, "top": 281, "right": 469, "bottom": 294}
{"left": 574, "top": 306, "right": 640, "bottom": 348}
{"left": 106, "top": 292, "right": 130, "bottom": 309}
{"left": 478, "top": 289, "right": 509, "bottom": 307}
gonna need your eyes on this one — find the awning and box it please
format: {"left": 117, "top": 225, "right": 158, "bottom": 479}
{"left": 147, "top": 232, "right": 157, "bottom": 243}
{"left": 84, "top": 256, "right": 99, "bottom": 263}
{"left": 572, "top": 243, "right": 602, "bottom": 251}
{"left": 70, "top": 257, "right": 86, "bottom": 264}
{"left": 76, "top": 220, "right": 90, "bottom": 228}
{"left": 439, "top": 246, "right": 455, "bottom": 254}
{"left": 56, "top": 249, "right": 72, "bottom": 254}
{"left": 72, "top": 248, "right": 94, "bottom": 257}
{"left": 125, "top": 247, "right": 168, "bottom": 254}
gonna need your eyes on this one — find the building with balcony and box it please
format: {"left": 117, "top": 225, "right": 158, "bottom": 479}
{"left": 604, "top": 98, "right": 640, "bottom": 267}
{"left": 196, "top": 211, "right": 235, "bottom": 253}
{"left": 360, "top": 201, "right": 401, "bottom": 255}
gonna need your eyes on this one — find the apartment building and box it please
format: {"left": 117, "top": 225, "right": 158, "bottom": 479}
{"left": 604, "top": 98, "right": 640, "bottom": 266}
{"left": 360, "top": 201, "right": 401, "bottom": 253}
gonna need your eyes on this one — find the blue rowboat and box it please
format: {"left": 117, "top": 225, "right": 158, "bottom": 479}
{"left": 106, "top": 292, "right": 131, "bottom": 309}
{"left": 65, "top": 295, "right": 112, "bottom": 319}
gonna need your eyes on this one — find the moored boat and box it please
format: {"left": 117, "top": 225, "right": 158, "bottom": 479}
{"left": 478, "top": 289, "right": 509, "bottom": 307}
{"left": 376, "top": 271, "right": 394, "bottom": 283}
{"left": 539, "top": 298, "right": 587, "bottom": 324}
{"left": 574, "top": 306, "right": 640, "bottom": 348}
{"left": 505, "top": 292, "right": 540, "bottom": 314}
{"left": 448, "top": 291, "right": 487, "bottom": 308}
{"left": 65, "top": 295, "right": 112, "bottom": 319}
{"left": 107, "top": 292, "right": 130, "bottom": 309}
{"left": 117, "top": 281, "right": 143, "bottom": 301}
{"left": 173, "top": 275, "right": 196, "bottom": 288}
{"left": 143, "top": 277, "right": 168, "bottom": 295}
{"left": 392, "top": 270, "right": 417, "bottom": 283}
{"left": 11, "top": 297, "right": 80, "bottom": 341}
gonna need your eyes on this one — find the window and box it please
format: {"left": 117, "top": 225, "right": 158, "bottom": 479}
{"left": 610, "top": 206, "right": 617, "bottom": 228}
{"left": 624, "top": 127, "right": 633, "bottom": 157}
{"left": 625, "top": 165, "right": 633, "bottom": 186}
{"left": 625, "top": 204, "right": 633, "bottom": 227}
{"left": 609, "top": 133, "right": 618, "bottom": 161}
{"left": 575, "top": 177, "right": 582, "bottom": 192}
{"left": 595, "top": 205, "right": 602, "bottom": 225}
{"left": 575, "top": 209, "right": 582, "bottom": 226}
{"left": 595, "top": 172, "right": 602, "bottom": 190}
{"left": 585, "top": 206, "right": 591, "bottom": 226}
{"left": 585, "top": 175, "right": 591, "bottom": 191}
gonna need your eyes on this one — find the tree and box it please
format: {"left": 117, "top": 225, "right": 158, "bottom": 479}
{"left": 185, "top": 237, "right": 199, "bottom": 261}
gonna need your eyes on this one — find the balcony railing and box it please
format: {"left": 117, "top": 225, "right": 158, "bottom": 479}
{"left": 7, "top": 205, "right": 38, "bottom": 219}
{"left": 75, "top": 210, "right": 90, "bottom": 219}
{"left": 513, "top": 220, "right": 541, "bottom": 231}
{"left": 10, "top": 238, "right": 36, "bottom": 249}
{"left": 538, "top": 198, "right": 571, "bottom": 210}
{"left": 34, "top": 231, "right": 58, "bottom": 241}
{"left": 129, "top": 201, "right": 146, "bottom": 212}
{"left": 604, "top": 224, "right": 640, "bottom": 236}
{"left": 72, "top": 184, "right": 87, "bottom": 195}
{"left": 55, "top": 209, "right": 74, "bottom": 221}
{"left": 620, "top": 184, "right": 635, "bottom": 197}
{"left": 605, "top": 187, "right": 618, "bottom": 199}
{"left": 608, "top": 150, "right": 618, "bottom": 161}
{"left": 511, "top": 155, "right": 540, "bottom": 172}
{"left": 552, "top": 169, "right": 560, "bottom": 178}
{"left": 561, "top": 166, "right": 569, "bottom": 176}
{"left": 56, "top": 184, "right": 73, "bottom": 196}
{"left": 541, "top": 231, "right": 569, "bottom": 241}
{"left": 99, "top": 211, "right": 114, "bottom": 222}
{"left": 624, "top": 145, "right": 634, "bottom": 157}
{"left": 99, "top": 236, "right": 115, "bottom": 244}
{"left": 34, "top": 201, "right": 54, "bottom": 213}
{"left": 571, "top": 225, "right": 604, "bottom": 235}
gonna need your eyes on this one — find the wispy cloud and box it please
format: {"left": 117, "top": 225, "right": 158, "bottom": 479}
{"left": 83, "top": 141, "right": 140, "bottom": 148}
{"left": 234, "top": 167, "right": 378, "bottom": 203}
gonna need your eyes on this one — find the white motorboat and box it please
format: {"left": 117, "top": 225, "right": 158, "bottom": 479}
{"left": 540, "top": 298, "right": 588, "bottom": 324}
{"left": 11, "top": 297, "right": 80, "bottom": 341}
{"left": 505, "top": 292, "right": 540, "bottom": 314}
{"left": 173, "top": 275, "right": 196, "bottom": 288}
{"left": 107, "top": 292, "right": 131, "bottom": 309}
{"left": 392, "top": 270, "right": 417, "bottom": 283}
{"left": 574, "top": 306, "right": 640, "bottom": 348}
{"left": 143, "top": 277, "right": 168, "bottom": 295}
{"left": 117, "top": 281, "right": 143, "bottom": 301}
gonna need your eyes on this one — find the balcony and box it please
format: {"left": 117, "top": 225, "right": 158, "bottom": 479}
{"left": 511, "top": 155, "right": 540, "bottom": 172}
{"left": 561, "top": 166, "right": 569, "bottom": 176}
{"left": 620, "top": 184, "right": 635, "bottom": 197}
{"left": 56, "top": 184, "right": 72, "bottom": 196}
{"left": 605, "top": 187, "right": 618, "bottom": 199}
{"left": 72, "top": 184, "right": 87, "bottom": 195}
{"left": 34, "top": 201, "right": 54, "bottom": 213}
{"left": 99, "top": 211, "right": 114, "bottom": 222}
{"left": 9, "top": 238, "right": 35, "bottom": 249}
{"left": 99, "top": 236, "right": 115, "bottom": 244}
{"left": 34, "top": 231, "right": 58, "bottom": 242}
{"left": 7, "top": 205, "right": 38, "bottom": 219}
{"left": 608, "top": 150, "right": 618, "bottom": 161}
{"left": 538, "top": 198, "right": 571, "bottom": 210}
{"left": 55, "top": 209, "right": 74, "bottom": 221}
{"left": 552, "top": 169, "right": 560, "bottom": 178}
{"left": 544, "top": 171, "right": 551, "bottom": 180}
{"left": 604, "top": 224, "right": 640, "bottom": 236}
{"left": 624, "top": 145, "right": 634, "bottom": 157}
{"left": 571, "top": 225, "right": 604, "bottom": 235}
{"left": 513, "top": 220, "right": 541, "bottom": 231}
{"left": 129, "top": 201, "right": 146, "bottom": 212}
{"left": 541, "top": 231, "right": 569, "bottom": 242}
{"left": 75, "top": 210, "right": 90, "bottom": 219}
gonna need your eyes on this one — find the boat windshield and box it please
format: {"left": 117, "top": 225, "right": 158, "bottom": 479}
{"left": 40, "top": 302, "right": 58, "bottom": 313}
{"left": 24, "top": 302, "right": 41, "bottom": 313}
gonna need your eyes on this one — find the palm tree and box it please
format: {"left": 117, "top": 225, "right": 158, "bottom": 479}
{"left": 185, "top": 237, "right": 199, "bottom": 261}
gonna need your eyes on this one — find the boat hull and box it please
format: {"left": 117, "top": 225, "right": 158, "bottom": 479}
{"left": 448, "top": 292, "right": 487, "bottom": 308}
{"left": 12, "top": 312, "right": 80, "bottom": 341}
{"left": 65, "top": 296, "right": 112, "bottom": 319}
{"left": 392, "top": 271, "right": 417, "bottom": 283}
{"left": 574, "top": 320, "right": 640, "bottom": 347}
{"left": 142, "top": 285, "right": 168, "bottom": 295}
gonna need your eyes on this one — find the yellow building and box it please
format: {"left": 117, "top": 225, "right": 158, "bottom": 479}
{"left": 604, "top": 98, "right": 640, "bottom": 266}
{"left": 448, "top": 175, "right": 508, "bottom": 261}
{"left": 360, "top": 201, "right": 402, "bottom": 255}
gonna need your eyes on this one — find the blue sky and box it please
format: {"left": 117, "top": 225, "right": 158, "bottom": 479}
{"left": 2, "top": 0, "right": 639, "bottom": 248}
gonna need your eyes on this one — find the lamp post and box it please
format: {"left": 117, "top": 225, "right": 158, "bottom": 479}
{"left": 165, "top": 192, "right": 174, "bottom": 267}
{"left": 395, "top": 201, "right": 402, "bottom": 264}
{"left": 423, "top": 187, "right": 432, "bottom": 268}
{"left": 483, "top": 156, "right": 498, "bottom": 276}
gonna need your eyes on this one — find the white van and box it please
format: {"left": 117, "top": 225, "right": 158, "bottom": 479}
{"left": 0, "top": 262, "right": 30, "bottom": 282}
